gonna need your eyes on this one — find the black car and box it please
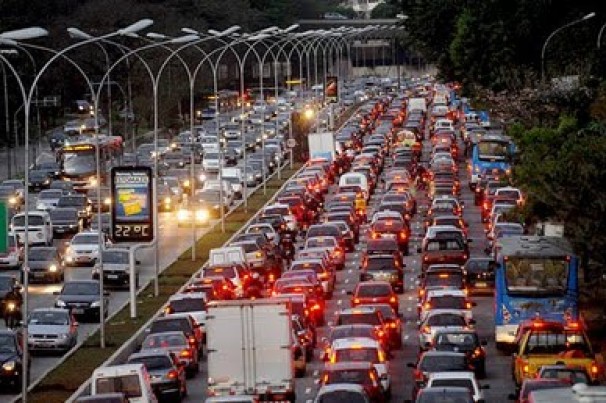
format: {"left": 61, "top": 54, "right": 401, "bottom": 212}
{"left": 90, "top": 213, "right": 111, "bottom": 234}
{"left": 34, "top": 161, "right": 61, "bottom": 179}
{"left": 223, "top": 148, "right": 238, "bottom": 166}
{"left": 86, "top": 187, "right": 111, "bottom": 213}
{"left": 50, "top": 181, "right": 75, "bottom": 194}
{"left": 26, "top": 246, "right": 64, "bottom": 283}
{"left": 127, "top": 350, "right": 187, "bottom": 400}
{"left": 57, "top": 194, "right": 91, "bottom": 222}
{"left": 0, "top": 330, "right": 29, "bottom": 392}
{"left": 28, "top": 170, "right": 53, "bottom": 191}
{"left": 53, "top": 280, "right": 109, "bottom": 321}
{"left": 463, "top": 258, "right": 496, "bottom": 295}
{"left": 50, "top": 207, "right": 82, "bottom": 236}
{"left": 432, "top": 329, "right": 488, "bottom": 378}
{"left": 49, "top": 131, "right": 67, "bottom": 151}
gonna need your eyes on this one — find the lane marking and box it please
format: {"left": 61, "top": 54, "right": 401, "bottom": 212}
{"left": 305, "top": 388, "right": 311, "bottom": 394}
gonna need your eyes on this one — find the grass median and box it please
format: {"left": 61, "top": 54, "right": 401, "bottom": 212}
{"left": 24, "top": 164, "right": 302, "bottom": 403}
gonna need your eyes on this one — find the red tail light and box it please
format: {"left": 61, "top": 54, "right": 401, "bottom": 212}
{"left": 399, "top": 231, "right": 407, "bottom": 240}
{"left": 180, "top": 349, "right": 192, "bottom": 358}
{"left": 310, "top": 303, "right": 321, "bottom": 311}
{"left": 422, "top": 325, "right": 431, "bottom": 334}
{"left": 188, "top": 336, "right": 197, "bottom": 345}
{"left": 413, "top": 369, "right": 425, "bottom": 382}
{"left": 353, "top": 298, "right": 360, "bottom": 304}
{"left": 389, "top": 296, "right": 397, "bottom": 304}
{"left": 167, "top": 369, "right": 178, "bottom": 379}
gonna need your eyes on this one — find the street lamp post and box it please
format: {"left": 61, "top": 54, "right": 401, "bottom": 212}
{"left": 598, "top": 22, "right": 606, "bottom": 49}
{"left": 541, "top": 12, "right": 595, "bottom": 83}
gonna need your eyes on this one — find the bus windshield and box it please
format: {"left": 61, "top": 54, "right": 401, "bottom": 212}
{"left": 62, "top": 151, "right": 96, "bottom": 176}
{"left": 505, "top": 257, "right": 568, "bottom": 296}
{"left": 477, "top": 141, "right": 508, "bottom": 161}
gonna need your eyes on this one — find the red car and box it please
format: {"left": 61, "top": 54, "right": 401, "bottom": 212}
{"left": 350, "top": 281, "right": 399, "bottom": 314}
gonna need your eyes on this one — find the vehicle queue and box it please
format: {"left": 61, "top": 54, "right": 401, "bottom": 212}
{"left": 3, "top": 78, "right": 606, "bottom": 403}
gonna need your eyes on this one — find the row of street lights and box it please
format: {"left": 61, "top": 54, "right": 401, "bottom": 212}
{"left": 0, "top": 20, "right": 404, "bottom": 401}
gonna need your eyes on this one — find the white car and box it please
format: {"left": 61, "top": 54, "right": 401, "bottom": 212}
{"left": 201, "top": 179, "right": 234, "bottom": 206}
{"left": 425, "top": 371, "right": 487, "bottom": 402}
{"left": 423, "top": 225, "right": 467, "bottom": 250}
{"left": 433, "top": 118, "right": 455, "bottom": 131}
{"left": 0, "top": 233, "right": 21, "bottom": 269}
{"left": 246, "top": 223, "right": 279, "bottom": 245}
{"left": 202, "top": 151, "right": 224, "bottom": 173}
{"left": 418, "top": 289, "right": 475, "bottom": 322}
{"left": 418, "top": 309, "right": 473, "bottom": 351}
{"left": 327, "top": 337, "right": 391, "bottom": 395}
{"left": 36, "top": 189, "right": 64, "bottom": 211}
{"left": 64, "top": 231, "right": 111, "bottom": 267}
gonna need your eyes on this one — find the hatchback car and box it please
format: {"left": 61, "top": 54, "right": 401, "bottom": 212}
{"left": 28, "top": 308, "right": 78, "bottom": 353}
{"left": 320, "top": 362, "right": 385, "bottom": 403}
{"left": 54, "top": 280, "right": 109, "bottom": 321}
{"left": 351, "top": 281, "right": 399, "bottom": 314}
{"left": 140, "top": 331, "right": 199, "bottom": 377}
{"left": 418, "top": 310, "right": 474, "bottom": 352}
{"left": 127, "top": 350, "right": 187, "bottom": 400}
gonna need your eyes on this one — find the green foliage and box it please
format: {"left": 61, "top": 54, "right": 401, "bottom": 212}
{"left": 513, "top": 119, "right": 606, "bottom": 267}
{"left": 371, "top": 2, "right": 400, "bottom": 18}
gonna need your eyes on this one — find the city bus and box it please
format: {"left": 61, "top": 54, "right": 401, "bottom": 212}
{"left": 469, "top": 133, "right": 514, "bottom": 189}
{"left": 493, "top": 235, "right": 579, "bottom": 349}
{"left": 58, "top": 136, "right": 123, "bottom": 190}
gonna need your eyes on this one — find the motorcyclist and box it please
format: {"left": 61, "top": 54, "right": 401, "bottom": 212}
{"left": 3, "top": 283, "right": 23, "bottom": 328}
{"left": 280, "top": 233, "right": 296, "bottom": 265}
{"left": 245, "top": 272, "right": 265, "bottom": 299}
{"left": 354, "top": 192, "right": 367, "bottom": 223}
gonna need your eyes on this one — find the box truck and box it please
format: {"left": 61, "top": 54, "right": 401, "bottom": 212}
{"left": 308, "top": 131, "right": 335, "bottom": 161}
{"left": 206, "top": 300, "right": 296, "bottom": 402}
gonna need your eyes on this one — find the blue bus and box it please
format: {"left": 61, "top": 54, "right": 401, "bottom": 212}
{"left": 469, "top": 133, "right": 513, "bottom": 189}
{"left": 493, "top": 236, "right": 579, "bottom": 348}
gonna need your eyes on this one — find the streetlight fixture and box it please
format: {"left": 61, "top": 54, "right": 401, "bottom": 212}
{"left": 598, "top": 22, "right": 606, "bottom": 48}
{"left": 541, "top": 12, "right": 595, "bottom": 83}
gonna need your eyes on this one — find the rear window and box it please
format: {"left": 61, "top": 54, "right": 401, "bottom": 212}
{"left": 430, "top": 379, "right": 474, "bottom": 392}
{"left": 291, "top": 262, "right": 324, "bottom": 274}
{"left": 308, "top": 227, "right": 340, "bottom": 237}
{"left": 150, "top": 319, "right": 190, "bottom": 334}
{"left": 128, "top": 355, "right": 172, "bottom": 370}
{"left": 169, "top": 298, "right": 205, "bottom": 313}
{"left": 427, "top": 314, "right": 466, "bottom": 327}
{"left": 356, "top": 284, "right": 392, "bottom": 297}
{"left": 372, "top": 221, "right": 403, "bottom": 232}
{"left": 426, "top": 239, "right": 464, "bottom": 251}
{"left": 330, "top": 327, "right": 374, "bottom": 342}
{"left": 205, "top": 266, "right": 236, "bottom": 279}
{"left": 425, "top": 273, "right": 464, "bottom": 288}
{"left": 338, "top": 313, "right": 380, "bottom": 326}
{"left": 419, "top": 355, "right": 467, "bottom": 372}
{"left": 317, "top": 391, "right": 368, "bottom": 403}
{"left": 325, "top": 369, "right": 370, "bottom": 385}
{"left": 428, "top": 296, "right": 466, "bottom": 310}
{"left": 365, "top": 257, "right": 397, "bottom": 271}
{"left": 335, "top": 348, "right": 379, "bottom": 363}
{"left": 95, "top": 375, "right": 142, "bottom": 398}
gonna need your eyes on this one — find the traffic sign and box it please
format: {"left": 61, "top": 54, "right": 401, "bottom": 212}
{"left": 0, "top": 202, "right": 7, "bottom": 254}
{"left": 286, "top": 138, "right": 297, "bottom": 148}
{"left": 110, "top": 166, "right": 154, "bottom": 243}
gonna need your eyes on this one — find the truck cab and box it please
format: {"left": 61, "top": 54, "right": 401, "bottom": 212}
{"left": 512, "top": 320, "right": 602, "bottom": 387}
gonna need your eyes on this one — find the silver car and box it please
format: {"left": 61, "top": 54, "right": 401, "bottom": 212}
{"left": 28, "top": 308, "right": 78, "bottom": 353}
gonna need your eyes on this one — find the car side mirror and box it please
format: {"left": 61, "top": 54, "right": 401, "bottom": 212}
{"left": 481, "top": 340, "right": 488, "bottom": 346}
{"left": 417, "top": 247, "right": 422, "bottom": 253}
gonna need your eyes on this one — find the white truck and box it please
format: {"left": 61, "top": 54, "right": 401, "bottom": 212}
{"left": 308, "top": 131, "right": 335, "bottom": 161}
{"left": 206, "top": 300, "right": 296, "bottom": 402}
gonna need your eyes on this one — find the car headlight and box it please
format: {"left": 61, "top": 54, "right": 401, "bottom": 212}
{"left": 49, "top": 264, "right": 57, "bottom": 272}
{"left": 164, "top": 197, "right": 171, "bottom": 204}
{"left": 198, "top": 173, "right": 207, "bottom": 182}
{"left": 8, "top": 197, "right": 16, "bottom": 205}
{"left": 104, "top": 197, "right": 112, "bottom": 206}
{"left": 177, "top": 210, "right": 189, "bottom": 220}
{"left": 89, "top": 177, "right": 98, "bottom": 187}
{"left": 2, "top": 361, "right": 16, "bottom": 371}
{"left": 90, "top": 301, "right": 101, "bottom": 308}
{"left": 59, "top": 333, "right": 69, "bottom": 339}
{"left": 183, "top": 179, "right": 190, "bottom": 187}
{"left": 195, "top": 209, "right": 209, "bottom": 221}
{"left": 56, "top": 300, "right": 66, "bottom": 308}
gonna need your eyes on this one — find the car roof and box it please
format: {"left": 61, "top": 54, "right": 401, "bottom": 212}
{"left": 426, "top": 289, "right": 467, "bottom": 298}
{"left": 324, "top": 361, "right": 375, "bottom": 371}
{"left": 428, "top": 371, "right": 476, "bottom": 380}
{"left": 425, "top": 309, "right": 468, "bottom": 317}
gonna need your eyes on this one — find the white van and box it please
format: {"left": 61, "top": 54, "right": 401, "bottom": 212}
{"left": 11, "top": 211, "right": 53, "bottom": 246}
{"left": 90, "top": 364, "right": 157, "bottom": 403}
{"left": 221, "top": 168, "right": 244, "bottom": 199}
{"left": 209, "top": 246, "right": 246, "bottom": 267}
{"left": 339, "top": 172, "right": 369, "bottom": 200}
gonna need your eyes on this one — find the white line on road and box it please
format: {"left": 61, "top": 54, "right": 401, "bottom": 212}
{"left": 407, "top": 307, "right": 412, "bottom": 311}
{"left": 313, "top": 369, "right": 319, "bottom": 377}
{"left": 337, "top": 299, "right": 342, "bottom": 305}
{"left": 305, "top": 388, "right": 311, "bottom": 394}
{"left": 344, "top": 278, "right": 349, "bottom": 283}
{"left": 404, "top": 334, "right": 410, "bottom": 340}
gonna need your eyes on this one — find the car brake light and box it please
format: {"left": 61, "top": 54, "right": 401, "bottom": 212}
{"left": 424, "top": 302, "right": 431, "bottom": 310}
{"left": 188, "top": 336, "right": 197, "bottom": 344}
{"left": 180, "top": 349, "right": 192, "bottom": 358}
{"left": 414, "top": 369, "right": 424, "bottom": 382}
{"left": 378, "top": 349, "right": 386, "bottom": 362}
{"left": 523, "top": 364, "right": 529, "bottom": 373}
{"left": 472, "top": 347, "right": 483, "bottom": 358}
{"left": 167, "top": 369, "right": 178, "bottom": 379}
{"left": 399, "top": 231, "right": 407, "bottom": 240}
{"left": 310, "top": 303, "right": 321, "bottom": 311}
{"left": 353, "top": 298, "right": 360, "bottom": 304}
{"left": 422, "top": 325, "right": 431, "bottom": 334}
{"left": 591, "top": 362, "right": 599, "bottom": 375}
{"left": 389, "top": 296, "right": 397, "bottom": 304}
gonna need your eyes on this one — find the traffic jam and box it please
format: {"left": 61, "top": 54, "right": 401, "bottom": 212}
{"left": 6, "top": 79, "right": 605, "bottom": 402}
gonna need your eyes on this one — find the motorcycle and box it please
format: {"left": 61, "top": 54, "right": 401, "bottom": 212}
{"left": 280, "top": 234, "right": 296, "bottom": 264}
{"left": 4, "top": 300, "right": 22, "bottom": 329}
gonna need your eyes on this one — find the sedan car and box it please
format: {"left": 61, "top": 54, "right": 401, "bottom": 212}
{"left": 26, "top": 246, "right": 64, "bottom": 283}
{"left": 92, "top": 249, "right": 135, "bottom": 289}
{"left": 54, "top": 280, "right": 109, "bottom": 322}
{"left": 36, "top": 189, "right": 63, "bottom": 211}
{"left": 140, "top": 331, "right": 199, "bottom": 377}
{"left": 27, "top": 308, "right": 78, "bottom": 353}
{"left": 350, "top": 281, "right": 399, "bottom": 314}
{"left": 418, "top": 309, "right": 474, "bottom": 352}
{"left": 0, "top": 330, "right": 29, "bottom": 392}
{"left": 64, "top": 231, "right": 111, "bottom": 267}
{"left": 127, "top": 350, "right": 187, "bottom": 401}
{"left": 432, "top": 329, "right": 487, "bottom": 378}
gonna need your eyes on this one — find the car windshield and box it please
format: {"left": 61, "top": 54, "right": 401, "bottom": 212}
{"left": 29, "top": 311, "right": 69, "bottom": 326}
{"left": 338, "top": 313, "right": 380, "bottom": 326}
{"left": 95, "top": 375, "right": 142, "bottom": 398}
{"left": 62, "top": 152, "right": 96, "bottom": 175}
{"left": 12, "top": 215, "right": 45, "bottom": 226}
{"left": 435, "top": 333, "right": 478, "bottom": 350}
{"left": 357, "top": 285, "right": 391, "bottom": 297}
{"left": 62, "top": 282, "right": 98, "bottom": 295}
{"left": 524, "top": 330, "right": 590, "bottom": 355}
{"left": 197, "top": 191, "right": 221, "bottom": 203}
{"left": 427, "top": 314, "right": 466, "bottom": 327}
{"left": 29, "top": 248, "right": 56, "bottom": 261}
{"left": 505, "top": 258, "right": 568, "bottom": 296}
{"left": 129, "top": 355, "right": 172, "bottom": 370}
{"left": 58, "top": 196, "right": 86, "bottom": 207}
{"left": 102, "top": 252, "right": 128, "bottom": 264}
{"left": 419, "top": 355, "right": 467, "bottom": 372}
{"left": 477, "top": 140, "right": 508, "bottom": 160}
{"left": 335, "top": 348, "right": 379, "bottom": 363}
{"left": 465, "top": 260, "right": 493, "bottom": 274}
{"left": 72, "top": 234, "right": 99, "bottom": 245}
{"left": 540, "top": 369, "right": 590, "bottom": 384}
{"left": 0, "top": 334, "right": 17, "bottom": 353}
{"left": 317, "top": 391, "right": 368, "bottom": 403}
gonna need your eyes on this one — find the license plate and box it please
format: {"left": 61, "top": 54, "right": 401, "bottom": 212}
{"left": 382, "top": 233, "right": 396, "bottom": 239}
{"left": 72, "top": 308, "right": 84, "bottom": 314}
{"left": 475, "top": 282, "right": 487, "bottom": 288}
{"left": 107, "top": 275, "right": 118, "bottom": 280}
